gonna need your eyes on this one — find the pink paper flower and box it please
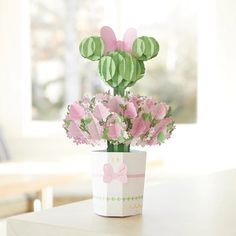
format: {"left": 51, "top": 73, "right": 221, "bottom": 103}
{"left": 93, "top": 103, "right": 109, "bottom": 121}
{"left": 129, "top": 94, "right": 139, "bottom": 109}
{"left": 124, "top": 102, "right": 137, "bottom": 118}
{"left": 148, "top": 117, "right": 173, "bottom": 145}
{"left": 130, "top": 116, "right": 150, "bottom": 137}
{"left": 108, "top": 95, "right": 123, "bottom": 113}
{"left": 67, "top": 122, "right": 79, "bottom": 138}
{"left": 64, "top": 92, "right": 174, "bottom": 147}
{"left": 151, "top": 103, "right": 168, "bottom": 120}
{"left": 68, "top": 102, "right": 85, "bottom": 121}
{"left": 87, "top": 116, "right": 102, "bottom": 140}
{"left": 144, "top": 98, "right": 155, "bottom": 113}
{"left": 105, "top": 113, "right": 119, "bottom": 127}
{"left": 95, "top": 92, "right": 109, "bottom": 102}
{"left": 108, "top": 123, "right": 122, "bottom": 139}
{"left": 81, "top": 96, "right": 90, "bottom": 108}
{"left": 67, "top": 121, "right": 88, "bottom": 144}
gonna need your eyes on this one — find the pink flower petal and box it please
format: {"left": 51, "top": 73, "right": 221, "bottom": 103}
{"left": 108, "top": 123, "right": 122, "bottom": 139}
{"left": 68, "top": 102, "right": 85, "bottom": 121}
{"left": 144, "top": 98, "right": 155, "bottom": 113}
{"left": 107, "top": 95, "right": 123, "bottom": 113}
{"left": 151, "top": 103, "right": 168, "bottom": 120}
{"left": 148, "top": 118, "right": 173, "bottom": 144}
{"left": 87, "top": 116, "right": 102, "bottom": 140}
{"left": 129, "top": 95, "right": 139, "bottom": 109}
{"left": 130, "top": 116, "right": 150, "bottom": 137}
{"left": 67, "top": 122, "right": 88, "bottom": 144}
{"left": 93, "top": 103, "right": 110, "bottom": 120}
{"left": 124, "top": 102, "right": 137, "bottom": 118}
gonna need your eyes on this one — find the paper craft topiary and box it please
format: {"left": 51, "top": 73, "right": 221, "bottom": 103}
{"left": 79, "top": 26, "right": 159, "bottom": 95}
{"left": 63, "top": 26, "right": 175, "bottom": 217}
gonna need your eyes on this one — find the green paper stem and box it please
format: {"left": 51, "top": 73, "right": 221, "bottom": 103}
{"left": 107, "top": 141, "right": 130, "bottom": 152}
{"left": 113, "top": 86, "right": 125, "bottom": 96}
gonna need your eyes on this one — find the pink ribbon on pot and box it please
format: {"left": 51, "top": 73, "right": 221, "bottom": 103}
{"left": 103, "top": 163, "right": 128, "bottom": 184}
{"left": 100, "top": 26, "right": 137, "bottom": 54}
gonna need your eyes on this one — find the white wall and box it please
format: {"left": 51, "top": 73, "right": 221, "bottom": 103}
{"left": 0, "top": 0, "right": 24, "bottom": 136}
{"left": 215, "top": 0, "right": 236, "bottom": 111}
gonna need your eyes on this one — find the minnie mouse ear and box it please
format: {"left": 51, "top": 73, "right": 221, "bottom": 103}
{"left": 100, "top": 26, "right": 117, "bottom": 55}
{"left": 132, "top": 36, "right": 159, "bottom": 61}
{"left": 123, "top": 28, "right": 137, "bottom": 53}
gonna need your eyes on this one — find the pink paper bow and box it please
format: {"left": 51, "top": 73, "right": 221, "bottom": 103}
{"left": 103, "top": 163, "right": 128, "bottom": 184}
{"left": 100, "top": 26, "right": 137, "bottom": 55}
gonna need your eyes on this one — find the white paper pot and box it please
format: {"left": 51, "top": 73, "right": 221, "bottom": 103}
{"left": 91, "top": 150, "right": 146, "bottom": 217}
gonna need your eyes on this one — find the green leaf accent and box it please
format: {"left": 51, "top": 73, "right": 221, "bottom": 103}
{"left": 142, "top": 113, "right": 152, "bottom": 121}
{"left": 165, "top": 106, "right": 172, "bottom": 118}
{"left": 83, "top": 118, "right": 92, "bottom": 125}
{"left": 167, "top": 121, "right": 175, "bottom": 134}
{"left": 102, "top": 128, "right": 109, "bottom": 140}
{"left": 157, "top": 132, "right": 165, "bottom": 142}
{"left": 63, "top": 119, "right": 70, "bottom": 127}
{"left": 117, "top": 136, "right": 126, "bottom": 143}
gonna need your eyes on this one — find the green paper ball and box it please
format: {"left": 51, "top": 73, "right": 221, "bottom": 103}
{"left": 79, "top": 36, "right": 104, "bottom": 61}
{"left": 98, "top": 56, "right": 116, "bottom": 82}
{"left": 98, "top": 51, "right": 145, "bottom": 89}
{"left": 132, "top": 36, "right": 159, "bottom": 61}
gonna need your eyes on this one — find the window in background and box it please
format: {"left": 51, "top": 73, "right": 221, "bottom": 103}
{"left": 30, "top": 0, "right": 197, "bottom": 123}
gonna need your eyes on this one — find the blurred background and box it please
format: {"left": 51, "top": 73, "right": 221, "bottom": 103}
{"left": 30, "top": 0, "right": 197, "bottom": 122}
{"left": 0, "top": 0, "right": 236, "bottom": 235}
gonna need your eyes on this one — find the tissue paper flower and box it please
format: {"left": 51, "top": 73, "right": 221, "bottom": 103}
{"left": 63, "top": 92, "right": 175, "bottom": 147}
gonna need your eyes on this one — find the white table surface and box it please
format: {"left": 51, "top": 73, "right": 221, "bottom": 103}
{"left": 7, "top": 169, "right": 236, "bottom": 236}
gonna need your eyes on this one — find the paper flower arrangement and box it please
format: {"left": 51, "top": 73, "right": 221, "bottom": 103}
{"left": 64, "top": 26, "right": 175, "bottom": 152}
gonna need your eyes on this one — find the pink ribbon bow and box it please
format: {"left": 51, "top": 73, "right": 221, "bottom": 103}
{"left": 103, "top": 163, "right": 128, "bottom": 184}
{"left": 100, "top": 26, "right": 137, "bottom": 55}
